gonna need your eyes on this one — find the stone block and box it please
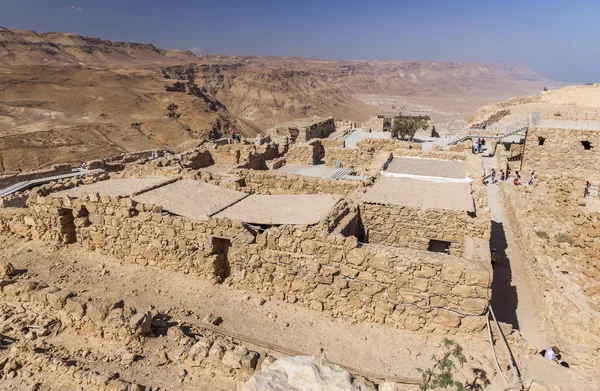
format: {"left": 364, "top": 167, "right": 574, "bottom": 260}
{"left": 430, "top": 282, "right": 449, "bottom": 295}
{"left": 435, "top": 310, "right": 461, "bottom": 328}
{"left": 414, "top": 266, "right": 437, "bottom": 278}
{"left": 47, "top": 290, "right": 72, "bottom": 309}
{"left": 241, "top": 351, "right": 259, "bottom": 371}
{"left": 65, "top": 298, "right": 86, "bottom": 319}
{"left": 459, "top": 298, "right": 488, "bottom": 315}
{"left": 208, "top": 341, "right": 226, "bottom": 361}
{"left": 346, "top": 248, "right": 365, "bottom": 266}
{"left": 464, "top": 269, "right": 490, "bottom": 287}
{"left": 87, "top": 299, "right": 121, "bottom": 324}
{"left": 411, "top": 278, "right": 429, "bottom": 292}
{"left": 222, "top": 347, "right": 248, "bottom": 369}
{"left": 440, "top": 263, "right": 463, "bottom": 283}
{"left": 291, "top": 280, "right": 311, "bottom": 293}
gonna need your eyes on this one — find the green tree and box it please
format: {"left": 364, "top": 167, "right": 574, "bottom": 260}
{"left": 418, "top": 338, "right": 468, "bottom": 391}
{"left": 391, "top": 115, "right": 429, "bottom": 141}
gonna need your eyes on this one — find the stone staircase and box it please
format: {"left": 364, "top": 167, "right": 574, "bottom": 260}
{"left": 447, "top": 126, "right": 528, "bottom": 146}
{"left": 330, "top": 167, "right": 352, "bottom": 179}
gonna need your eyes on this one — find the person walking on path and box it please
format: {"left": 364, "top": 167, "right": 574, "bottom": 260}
{"left": 528, "top": 171, "right": 536, "bottom": 186}
{"left": 500, "top": 170, "right": 505, "bottom": 182}
{"left": 491, "top": 248, "right": 498, "bottom": 269}
{"left": 236, "top": 132, "right": 242, "bottom": 142}
{"left": 491, "top": 168, "right": 496, "bottom": 183}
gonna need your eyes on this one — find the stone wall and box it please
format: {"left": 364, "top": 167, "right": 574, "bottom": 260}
{"left": 267, "top": 117, "right": 335, "bottom": 143}
{"left": 361, "top": 116, "right": 386, "bottom": 132}
{"left": 284, "top": 140, "right": 324, "bottom": 165}
{"left": 355, "top": 139, "right": 420, "bottom": 152}
{"left": 234, "top": 170, "right": 367, "bottom": 197}
{"left": 323, "top": 148, "right": 375, "bottom": 174}
{"left": 500, "top": 179, "right": 600, "bottom": 369}
{"left": 236, "top": 226, "right": 490, "bottom": 334}
{"left": 360, "top": 203, "right": 488, "bottom": 257}
{"left": 2, "top": 189, "right": 491, "bottom": 334}
{"left": 522, "top": 127, "right": 600, "bottom": 176}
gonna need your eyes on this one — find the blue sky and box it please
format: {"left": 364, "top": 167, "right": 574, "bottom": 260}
{"left": 1, "top": 0, "right": 599, "bottom": 82}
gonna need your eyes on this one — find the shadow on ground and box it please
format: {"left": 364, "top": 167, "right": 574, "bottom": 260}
{"left": 489, "top": 220, "right": 519, "bottom": 330}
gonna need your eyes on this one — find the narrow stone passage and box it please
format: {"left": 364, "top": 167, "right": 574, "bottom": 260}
{"left": 483, "top": 157, "right": 548, "bottom": 349}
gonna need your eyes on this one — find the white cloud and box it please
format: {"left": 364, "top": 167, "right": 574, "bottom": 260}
{"left": 190, "top": 47, "right": 202, "bottom": 55}
{"left": 65, "top": 5, "right": 84, "bottom": 11}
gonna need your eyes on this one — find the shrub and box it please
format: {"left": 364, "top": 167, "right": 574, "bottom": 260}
{"left": 535, "top": 230, "right": 550, "bottom": 240}
{"left": 555, "top": 232, "right": 573, "bottom": 244}
{"left": 392, "top": 115, "right": 429, "bottom": 141}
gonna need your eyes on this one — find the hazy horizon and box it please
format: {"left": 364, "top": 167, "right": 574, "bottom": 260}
{"left": 2, "top": 0, "right": 599, "bottom": 83}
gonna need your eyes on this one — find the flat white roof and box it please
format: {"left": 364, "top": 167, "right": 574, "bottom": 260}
{"left": 214, "top": 194, "right": 339, "bottom": 225}
{"left": 360, "top": 177, "right": 474, "bottom": 212}
{"left": 52, "top": 177, "right": 176, "bottom": 198}
{"left": 132, "top": 179, "right": 248, "bottom": 220}
{"left": 386, "top": 157, "right": 466, "bottom": 179}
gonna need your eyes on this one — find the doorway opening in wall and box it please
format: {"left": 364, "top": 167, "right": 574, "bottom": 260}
{"left": 211, "top": 237, "right": 231, "bottom": 279}
{"left": 427, "top": 239, "right": 451, "bottom": 254}
{"left": 581, "top": 140, "right": 592, "bottom": 150}
{"left": 538, "top": 137, "right": 545, "bottom": 146}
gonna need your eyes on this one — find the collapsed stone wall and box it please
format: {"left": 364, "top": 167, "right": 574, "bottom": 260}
{"left": 2, "top": 190, "right": 490, "bottom": 334}
{"left": 0, "top": 275, "right": 268, "bottom": 387}
{"left": 355, "top": 138, "right": 420, "bottom": 152}
{"left": 234, "top": 169, "right": 368, "bottom": 197}
{"left": 500, "top": 179, "right": 600, "bottom": 369}
{"left": 267, "top": 117, "right": 335, "bottom": 142}
{"left": 361, "top": 116, "right": 386, "bottom": 132}
{"left": 522, "top": 127, "right": 600, "bottom": 176}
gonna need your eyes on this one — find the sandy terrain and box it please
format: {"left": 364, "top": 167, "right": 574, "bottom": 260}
{"left": 361, "top": 177, "right": 474, "bottom": 212}
{"left": 214, "top": 194, "right": 339, "bottom": 225}
{"left": 1, "top": 235, "right": 597, "bottom": 390}
{"left": 131, "top": 179, "right": 249, "bottom": 220}
{"left": 386, "top": 157, "right": 467, "bottom": 179}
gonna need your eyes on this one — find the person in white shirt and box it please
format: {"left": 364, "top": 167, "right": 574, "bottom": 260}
{"left": 544, "top": 346, "right": 559, "bottom": 361}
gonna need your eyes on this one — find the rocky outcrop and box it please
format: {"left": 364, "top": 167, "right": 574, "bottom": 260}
{"left": 242, "top": 356, "right": 375, "bottom": 391}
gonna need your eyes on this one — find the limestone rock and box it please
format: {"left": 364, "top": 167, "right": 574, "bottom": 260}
{"left": 0, "top": 262, "right": 15, "bottom": 278}
{"left": 242, "top": 356, "right": 376, "bottom": 391}
{"left": 129, "top": 311, "right": 152, "bottom": 336}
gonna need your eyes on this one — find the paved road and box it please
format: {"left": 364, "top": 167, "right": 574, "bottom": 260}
{"left": 483, "top": 157, "right": 548, "bottom": 349}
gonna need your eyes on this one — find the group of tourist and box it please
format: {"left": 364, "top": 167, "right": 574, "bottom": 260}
{"left": 483, "top": 168, "right": 535, "bottom": 187}
{"left": 472, "top": 137, "right": 485, "bottom": 154}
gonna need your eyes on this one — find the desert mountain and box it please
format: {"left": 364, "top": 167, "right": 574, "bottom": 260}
{"left": 0, "top": 26, "right": 555, "bottom": 170}
{"left": 0, "top": 26, "right": 198, "bottom": 66}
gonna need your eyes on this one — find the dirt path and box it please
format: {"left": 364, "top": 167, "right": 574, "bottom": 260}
{"left": 483, "top": 157, "right": 548, "bottom": 349}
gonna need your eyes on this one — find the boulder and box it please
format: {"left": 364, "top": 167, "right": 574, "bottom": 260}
{"left": 242, "top": 356, "right": 376, "bottom": 391}
{"left": 0, "top": 262, "right": 15, "bottom": 278}
{"left": 129, "top": 311, "right": 152, "bottom": 336}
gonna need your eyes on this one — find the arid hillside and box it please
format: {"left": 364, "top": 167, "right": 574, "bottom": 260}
{"left": 468, "top": 84, "right": 600, "bottom": 128}
{"left": 0, "top": 26, "right": 555, "bottom": 170}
